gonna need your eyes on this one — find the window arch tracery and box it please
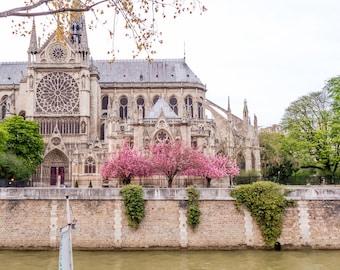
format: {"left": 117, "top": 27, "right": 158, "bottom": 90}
{"left": 197, "top": 102, "right": 203, "bottom": 119}
{"left": 1, "top": 95, "right": 8, "bottom": 120}
{"left": 136, "top": 96, "right": 145, "bottom": 118}
{"left": 119, "top": 96, "right": 128, "bottom": 120}
{"left": 184, "top": 96, "right": 193, "bottom": 118}
{"left": 169, "top": 96, "right": 178, "bottom": 115}
{"left": 36, "top": 72, "right": 79, "bottom": 114}
{"left": 154, "top": 130, "right": 171, "bottom": 144}
{"left": 85, "top": 157, "right": 96, "bottom": 174}
{"left": 100, "top": 123, "right": 105, "bottom": 140}
{"left": 102, "top": 95, "right": 108, "bottom": 110}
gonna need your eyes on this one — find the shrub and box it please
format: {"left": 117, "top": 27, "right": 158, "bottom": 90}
{"left": 121, "top": 185, "right": 145, "bottom": 229}
{"left": 230, "top": 181, "right": 295, "bottom": 247}
{"left": 187, "top": 186, "right": 201, "bottom": 229}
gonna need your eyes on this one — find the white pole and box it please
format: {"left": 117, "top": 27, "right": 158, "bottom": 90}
{"left": 66, "top": 195, "right": 71, "bottom": 224}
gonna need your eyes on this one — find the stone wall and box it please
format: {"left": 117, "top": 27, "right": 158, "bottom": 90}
{"left": 1, "top": 187, "right": 340, "bottom": 250}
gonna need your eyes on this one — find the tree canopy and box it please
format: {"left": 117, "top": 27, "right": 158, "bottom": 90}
{"left": 0, "top": 153, "right": 33, "bottom": 182}
{"left": 1, "top": 0, "right": 206, "bottom": 59}
{"left": 280, "top": 89, "right": 340, "bottom": 180}
{"left": 150, "top": 141, "right": 202, "bottom": 187}
{"left": 185, "top": 153, "right": 239, "bottom": 187}
{"left": 259, "top": 132, "right": 299, "bottom": 182}
{"left": 101, "top": 142, "right": 152, "bottom": 185}
{"left": 0, "top": 125, "right": 9, "bottom": 153}
{"left": 101, "top": 140, "right": 239, "bottom": 187}
{"left": 0, "top": 116, "right": 44, "bottom": 174}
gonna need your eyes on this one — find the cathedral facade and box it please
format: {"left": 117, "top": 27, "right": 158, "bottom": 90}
{"left": 0, "top": 16, "right": 260, "bottom": 187}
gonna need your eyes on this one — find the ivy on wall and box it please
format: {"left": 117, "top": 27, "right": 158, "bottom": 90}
{"left": 120, "top": 185, "right": 145, "bottom": 229}
{"left": 230, "top": 181, "right": 295, "bottom": 247}
{"left": 187, "top": 186, "right": 201, "bottom": 229}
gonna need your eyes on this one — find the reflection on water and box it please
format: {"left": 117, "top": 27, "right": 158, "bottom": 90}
{"left": 1, "top": 250, "right": 340, "bottom": 270}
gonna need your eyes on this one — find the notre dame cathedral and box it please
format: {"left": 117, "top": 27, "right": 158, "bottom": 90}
{"left": 0, "top": 14, "right": 260, "bottom": 188}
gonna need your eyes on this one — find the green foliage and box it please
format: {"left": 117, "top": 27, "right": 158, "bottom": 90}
{"left": 88, "top": 180, "right": 93, "bottom": 188}
{"left": 0, "top": 116, "right": 44, "bottom": 172}
{"left": 187, "top": 186, "right": 201, "bottom": 229}
{"left": 230, "top": 181, "right": 295, "bottom": 247}
{"left": 0, "top": 152, "right": 32, "bottom": 180}
{"left": 280, "top": 90, "right": 339, "bottom": 179}
{"left": 259, "top": 132, "right": 299, "bottom": 182}
{"left": 238, "top": 170, "right": 260, "bottom": 177}
{"left": 121, "top": 185, "right": 145, "bottom": 229}
{"left": 74, "top": 180, "right": 79, "bottom": 188}
{"left": 0, "top": 126, "right": 9, "bottom": 152}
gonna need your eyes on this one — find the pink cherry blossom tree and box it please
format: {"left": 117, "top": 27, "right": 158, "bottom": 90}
{"left": 101, "top": 142, "right": 152, "bottom": 185}
{"left": 185, "top": 154, "right": 240, "bottom": 187}
{"left": 150, "top": 141, "right": 202, "bottom": 188}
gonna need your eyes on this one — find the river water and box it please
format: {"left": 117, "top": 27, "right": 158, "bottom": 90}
{"left": 1, "top": 249, "right": 340, "bottom": 270}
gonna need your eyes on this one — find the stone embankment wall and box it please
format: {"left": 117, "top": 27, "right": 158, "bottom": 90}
{"left": 1, "top": 187, "right": 340, "bottom": 250}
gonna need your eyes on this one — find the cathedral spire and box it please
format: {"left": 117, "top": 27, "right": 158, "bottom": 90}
{"left": 254, "top": 114, "right": 258, "bottom": 130}
{"left": 243, "top": 99, "right": 249, "bottom": 123}
{"left": 28, "top": 18, "right": 38, "bottom": 55}
{"left": 227, "top": 96, "right": 231, "bottom": 113}
{"left": 69, "top": 1, "right": 89, "bottom": 60}
{"left": 79, "top": 14, "right": 89, "bottom": 52}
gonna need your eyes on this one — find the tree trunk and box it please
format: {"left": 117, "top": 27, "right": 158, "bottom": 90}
{"left": 122, "top": 177, "right": 131, "bottom": 185}
{"left": 206, "top": 177, "right": 211, "bottom": 188}
{"left": 168, "top": 177, "right": 173, "bottom": 188}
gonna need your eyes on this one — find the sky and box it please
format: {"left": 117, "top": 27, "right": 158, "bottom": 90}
{"left": 1, "top": 1, "right": 340, "bottom": 128}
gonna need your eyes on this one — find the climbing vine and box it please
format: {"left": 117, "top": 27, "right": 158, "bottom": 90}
{"left": 187, "top": 186, "right": 201, "bottom": 229}
{"left": 230, "top": 181, "right": 295, "bottom": 247}
{"left": 120, "top": 185, "right": 145, "bottom": 229}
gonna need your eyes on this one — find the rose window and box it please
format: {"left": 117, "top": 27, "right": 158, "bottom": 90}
{"left": 48, "top": 43, "right": 67, "bottom": 63}
{"left": 154, "top": 130, "right": 170, "bottom": 143}
{"left": 36, "top": 72, "right": 79, "bottom": 114}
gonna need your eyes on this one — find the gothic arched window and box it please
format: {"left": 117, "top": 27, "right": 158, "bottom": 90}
{"left": 100, "top": 123, "right": 105, "bottom": 140}
{"left": 84, "top": 157, "right": 96, "bottom": 174}
{"left": 18, "top": 111, "right": 26, "bottom": 119}
{"left": 119, "top": 96, "right": 128, "bottom": 120}
{"left": 136, "top": 96, "right": 145, "bottom": 118}
{"left": 169, "top": 96, "right": 178, "bottom": 115}
{"left": 1, "top": 95, "right": 7, "bottom": 120}
{"left": 102, "top": 95, "right": 108, "bottom": 110}
{"left": 237, "top": 152, "right": 246, "bottom": 171}
{"left": 251, "top": 153, "right": 256, "bottom": 170}
{"left": 197, "top": 102, "right": 203, "bottom": 119}
{"left": 184, "top": 96, "right": 193, "bottom": 118}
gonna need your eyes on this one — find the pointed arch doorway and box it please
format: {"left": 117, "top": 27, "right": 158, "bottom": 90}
{"left": 42, "top": 149, "right": 70, "bottom": 186}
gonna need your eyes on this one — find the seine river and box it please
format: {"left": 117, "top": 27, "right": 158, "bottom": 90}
{"left": 1, "top": 249, "right": 340, "bottom": 270}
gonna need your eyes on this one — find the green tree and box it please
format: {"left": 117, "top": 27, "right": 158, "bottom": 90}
{"left": 0, "top": 153, "right": 32, "bottom": 181}
{"left": 259, "top": 132, "right": 298, "bottom": 182}
{"left": 326, "top": 76, "right": 340, "bottom": 156}
{"left": 280, "top": 90, "right": 339, "bottom": 182}
{"left": 0, "top": 126, "right": 9, "bottom": 152}
{"left": 0, "top": 116, "right": 44, "bottom": 174}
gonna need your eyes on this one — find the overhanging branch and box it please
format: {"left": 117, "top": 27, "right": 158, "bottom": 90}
{"left": 0, "top": 0, "right": 109, "bottom": 18}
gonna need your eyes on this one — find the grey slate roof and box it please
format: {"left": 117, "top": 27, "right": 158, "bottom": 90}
{"left": 0, "top": 59, "right": 203, "bottom": 85}
{"left": 0, "top": 62, "right": 27, "bottom": 85}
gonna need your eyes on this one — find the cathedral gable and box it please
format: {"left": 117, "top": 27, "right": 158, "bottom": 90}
{"left": 145, "top": 97, "right": 179, "bottom": 119}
